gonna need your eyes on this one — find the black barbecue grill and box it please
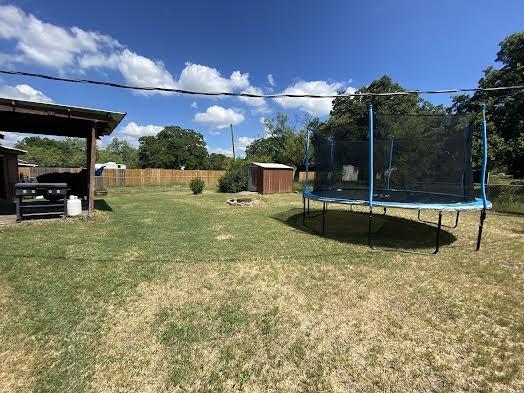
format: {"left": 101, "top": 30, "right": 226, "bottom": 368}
{"left": 15, "top": 183, "right": 69, "bottom": 222}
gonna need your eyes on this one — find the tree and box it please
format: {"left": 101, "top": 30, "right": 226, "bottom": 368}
{"left": 217, "top": 158, "right": 251, "bottom": 193}
{"left": 138, "top": 126, "right": 209, "bottom": 169}
{"left": 15, "top": 137, "right": 86, "bottom": 167}
{"left": 245, "top": 113, "right": 308, "bottom": 177}
{"left": 245, "top": 137, "right": 278, "bottom": 163}
{"left": 207, "top": 153, "right": 232, "bottom": 170}
{"left": 451, "top": 32, "right": 524, "bottom": 176}
{"left": 98, "top": 138, "right": 139, "bottom": 168}
{"left": 325, "top": 75, "right": 444, "bottom": 140}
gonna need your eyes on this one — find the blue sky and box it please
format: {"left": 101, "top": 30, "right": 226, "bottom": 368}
{"left": 0, "top": 0, "right": 523, "bottom": 155}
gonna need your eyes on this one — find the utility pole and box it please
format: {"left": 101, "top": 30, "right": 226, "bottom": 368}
{"left": 230, "top": 123, "right": 236, "bottom": 159}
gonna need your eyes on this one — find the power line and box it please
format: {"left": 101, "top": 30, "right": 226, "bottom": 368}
{"left": 1, "top": 69, "right": 524, "bottom": 98}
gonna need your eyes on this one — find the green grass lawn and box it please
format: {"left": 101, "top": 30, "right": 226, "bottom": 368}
{"left": 1, "top": 188, "right": 523, "bottom": 392}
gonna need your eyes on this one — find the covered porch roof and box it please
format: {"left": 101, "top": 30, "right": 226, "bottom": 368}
{"left": 0, "top": 97, "right": 126, "bottom": 138}
{"left": 0, "top": 97, "right": 126, "bottom": 215}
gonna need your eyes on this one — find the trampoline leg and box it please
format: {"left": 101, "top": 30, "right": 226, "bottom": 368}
{"left": 302, "top": 197, "right": 306, "bottom": 225}
{"left": 307, "top": 199, "right": 310, "bottom": 216}
{"left": 453, "top": 211, "right": 460, "bottom": 229}
{"left": 434, "top": 211, "right": 442, "bottom": 254}
{"left": 419, "top": 210, "right": 459, "bottom": 229}
{"left": 321, "top": 202, "right": 326, "bottom": 236}
{"left": 476, "top": 209, "right": 486, "bottom": 251}
{"left": 368, "top": 208, "right": 375, "bottom": 250}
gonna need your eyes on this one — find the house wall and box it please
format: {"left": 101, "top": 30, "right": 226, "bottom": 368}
{"left": 0, "top": 153, "right": 19, "bottom": 201}
{"left": 0, "top": 155, "right": 6, "bottom": 199}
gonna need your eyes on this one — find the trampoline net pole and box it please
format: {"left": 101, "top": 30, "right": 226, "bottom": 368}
{"left": 480, "top": 103, "right": 488, "bottom": 209}
{"left": 368, "top": 104, "right": 374, "bottom": 207}
{"left": 304, "top": 123, "right": 311, "bottom": 189}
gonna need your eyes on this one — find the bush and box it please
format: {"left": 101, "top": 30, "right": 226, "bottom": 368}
{"left": 218, "top": 158, "right": 250, "bottom": 193}
{"left": 189, "top": 178, "right": 205, "bottom": 194}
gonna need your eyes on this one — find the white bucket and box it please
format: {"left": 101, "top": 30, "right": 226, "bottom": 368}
{"left": 67, "top": 195, "right": 82, "bottom": 217}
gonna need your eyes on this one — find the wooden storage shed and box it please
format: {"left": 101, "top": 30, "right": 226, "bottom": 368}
{"left": 248, "top": 162, "right": 293, "bottom": 194}
{"left": 0, "top": 145, "right": 26, "bottom": 202}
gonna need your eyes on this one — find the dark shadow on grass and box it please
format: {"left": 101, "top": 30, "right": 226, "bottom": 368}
{"left": 94, "top": 199, "right": 113, "bottom": 212}
{"left": 273, "top": 208, "right": 457, "bottom": 251}
{"left": 0, "top": 200, "right": 15, "bottom": 215}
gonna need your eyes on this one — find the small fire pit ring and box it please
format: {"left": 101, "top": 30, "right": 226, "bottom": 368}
{"left": 226, "top": 198, "right": 255, "bottom": 206}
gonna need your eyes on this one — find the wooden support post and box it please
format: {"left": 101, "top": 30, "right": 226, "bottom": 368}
{"left": 86, "top": 123, "right": 96, "bottom": 216}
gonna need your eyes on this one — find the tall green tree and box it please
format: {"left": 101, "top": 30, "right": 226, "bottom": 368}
{"left": 138, "top": 126, "right": 209, "bottom": 169}
{"left": 15, "top": 137, "right": 86, "bottom": 167}
{"left": 325, "top": 75, "right": 444, "bottom": 140}
{"left": 451, "top": 32, "right": 524, "bottom": 176}
{"left": 206, "top": 153, "right": 231, "bottom": 170}
{"left": 245, "top": 113, "right": 308, "bottom": 176}
{"left": 98, "top": 138, "right": 139, "bottom": 168}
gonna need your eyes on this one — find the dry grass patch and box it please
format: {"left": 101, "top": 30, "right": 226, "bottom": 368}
{"left": 91, "top": 255, "right": 524, "bottom": 392}
{"left": 0, "top": 279, "right": 40, "bottom": 393}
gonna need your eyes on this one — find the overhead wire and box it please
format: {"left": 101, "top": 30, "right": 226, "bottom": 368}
{"left": 1, "top": 69, "right": 524, "bottom": 98}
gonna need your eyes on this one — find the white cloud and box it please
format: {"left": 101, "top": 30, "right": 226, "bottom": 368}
{"left": 208, "top": 135, "right": 253, "bottom": 157}
{"left": 101, "top": 121, "right": 164, "bottom": 147}
{"left": 0, "top": 132, "right": 25, "bottom": 147}
{"left": 0, "top": 5, "right": 269, "bottom": 101}
{"left": 81, "top": 50, "right": 177, "bottom": 94}
{"left": 258, "top": 117, "right": 271, "bottom": 138}
{"left": 121, "top": 121, "right": 163, "bottom": 138}
{"left": 345, "top": 86, "right": 357, "bottom": 95}
{"left": 116, "top": 50, "right": 177, "bottom": 94}
{"left": 191, "top": 101, "right": 198, "bottom": 109}
{"left": 194, "top": 105, "right": 245, "bottom": 129}
{"left": 178, "top": 63, "right": 249, "bottom": 93}
{"left": 238, "top": 86, "right": 269, "bottom": 112}
{"left": 275, "top": 80, "right": 346, "bottom": 116}
{"left": 267, "top": 74, "right": 275, "bottom": 87}
{"left": 0, "top": 4, "right": 120, "bottom": 70}
{"left": 0, "top": 83, "right": 53, "bottom": 102}
{"left": 0, "top": 5, "right": 176, "bottom": 95}
{"left": 236, "top": 136, "right": 255, "bottom": 152}
{"left": 208, "top": 147, "right": 233, "bottom": 157}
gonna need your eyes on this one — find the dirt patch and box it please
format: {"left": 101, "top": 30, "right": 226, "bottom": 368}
{"left": 216, "top": 234, "right": 234, "bottom": 241}
{"left": 0, "top": 214, "right": 16, "bottom": 230}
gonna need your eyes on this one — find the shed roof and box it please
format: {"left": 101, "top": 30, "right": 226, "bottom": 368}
{"left": 0, "top": 97, "right": 126, "bottom": 138}
{"left": 0, "top": 145, "right": 26, "bottom": 155}
{"left": 252, "top": 162, "right": 293, "bottom": 170}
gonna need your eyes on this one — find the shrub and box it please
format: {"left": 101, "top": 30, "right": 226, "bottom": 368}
{"left": 189, "top": 177, "right": 205, "bottom": 194}
{"left": 218, "top": 158, "right": 250, "bottom": 193}
{"left": 292, "top": 180, "right": 313, "bottom": 193}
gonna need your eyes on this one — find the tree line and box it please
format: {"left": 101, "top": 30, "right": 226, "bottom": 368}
{"left": 11, "top": 32, "right": 523, "bottom": 177}
{"left": 13, "top": 130, "right": 233, "bottom": 170}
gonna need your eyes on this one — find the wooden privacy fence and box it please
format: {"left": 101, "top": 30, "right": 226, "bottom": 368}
{"left": 18, "top": 167, "right": 225, "bottom": 187}
{"left": 298, "top": 172, "right": 316, "bottom": 181}
{"left": 101, "top": 169, "right": 225, "bottom": 187}
{"left": 19, "top": 167, "right": 315, "bottom": 187}
{"left": 19, "top": 167, "right": 82, "bottom": 178}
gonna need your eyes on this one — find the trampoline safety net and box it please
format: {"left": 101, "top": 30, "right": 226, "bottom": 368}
{"left": 312, "top": 113, "right": 476, "bottom": 204}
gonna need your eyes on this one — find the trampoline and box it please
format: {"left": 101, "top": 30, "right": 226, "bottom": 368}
{"left": 302, "top": 104, "right": 492, "bottom": 253}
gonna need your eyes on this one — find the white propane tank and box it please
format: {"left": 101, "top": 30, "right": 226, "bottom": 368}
{"left": 67, "top": 195, "right": 82, "bottom": 217}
